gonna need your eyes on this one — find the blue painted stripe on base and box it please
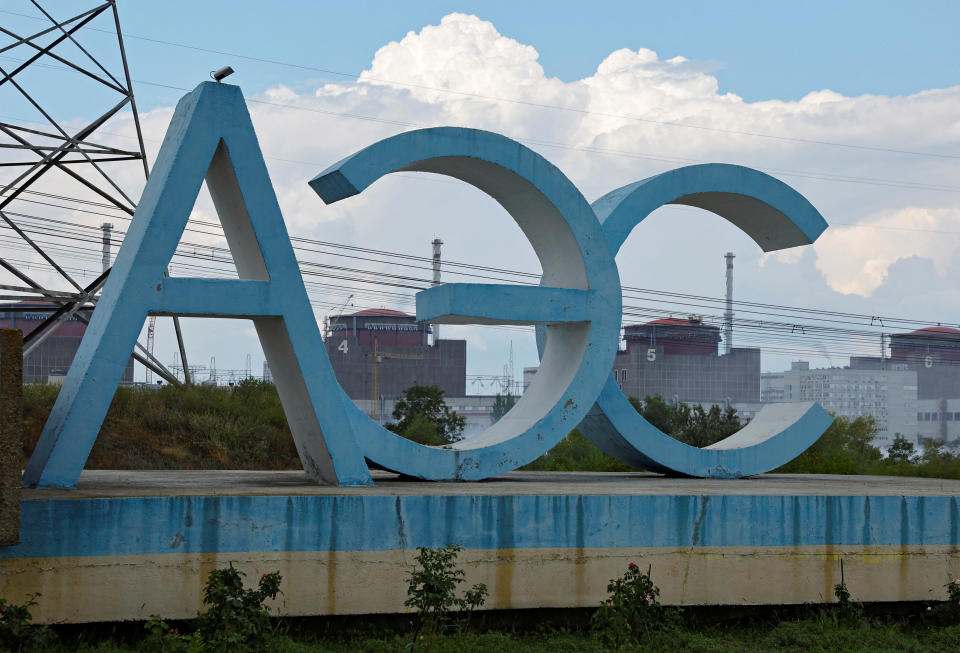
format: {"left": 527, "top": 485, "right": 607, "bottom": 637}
{"left": 3, "top": 493, "right": 958, "bottom": 559}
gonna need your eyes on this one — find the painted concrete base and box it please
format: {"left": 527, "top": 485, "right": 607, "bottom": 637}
{"left": 2, "top": 471, "right": 959, "bottom": 623}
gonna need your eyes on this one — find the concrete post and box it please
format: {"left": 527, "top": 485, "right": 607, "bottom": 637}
{"left": 431, "top": 238, "right": 442, "bottom": 343}
{"left": 0, "top": 328, "right": 23, "bottom": 545}
{"left": 101, "top": 222, "right": 114, "bottom": 273}
{"left": 724, "top": 252, "right": 735, "bottom": 355}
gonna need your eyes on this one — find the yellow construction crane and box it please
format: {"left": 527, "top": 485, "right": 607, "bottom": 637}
{"left": 370, "top": 337, "right": 424, "bottom": 419}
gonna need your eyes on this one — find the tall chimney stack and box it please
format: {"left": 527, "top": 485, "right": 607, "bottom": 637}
{"left": 431, "top": 238, "right": 443, "bottom": 342}
{"left": 101, "top": 222, "right": 113, "bottom": 273}
{"left": 723, "top": 252, "right": 734, "bottom": 355}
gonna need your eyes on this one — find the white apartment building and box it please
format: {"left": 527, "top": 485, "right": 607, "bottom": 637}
{"left": 761, "top": 361, "right": 919, "bottom": 448}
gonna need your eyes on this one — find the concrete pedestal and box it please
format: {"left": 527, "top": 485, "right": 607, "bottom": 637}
{"left": 3, "top": 471, "right": 959, "bottom": 623}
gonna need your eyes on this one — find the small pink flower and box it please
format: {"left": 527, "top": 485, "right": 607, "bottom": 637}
{"left": 606, "top": 598, "right": 613, "bottom": 604}
{"left": 628, "top": 563, "right": 638, "bottom": 569}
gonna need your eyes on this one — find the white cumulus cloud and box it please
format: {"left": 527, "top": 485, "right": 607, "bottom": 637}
{"left": 7, "top": 12, "right": 960, "bottom": 377}
{"left": 813, "top": 207, "right": 960, "bottom": 296}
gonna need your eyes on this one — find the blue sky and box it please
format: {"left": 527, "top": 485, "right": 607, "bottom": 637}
{"left": 1, "top": 1, "right": 959, "bottom": 384}
{"left": 113, "top": 0, "right": 960, "bottom": 106}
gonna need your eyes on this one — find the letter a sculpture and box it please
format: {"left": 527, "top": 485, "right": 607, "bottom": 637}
{"left": 23, "top": 82, "right": 832, "bottom": 488}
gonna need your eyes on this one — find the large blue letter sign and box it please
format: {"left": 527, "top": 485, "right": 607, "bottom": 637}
{"left": 573, "top": 165, "right": 833, "bottom": 477}
{"left": 22, "top": 82, "right": 834, "bottom": 488}
{"left": 23, "top": 82, "right": 372, "bottom": 488}
{"left": 309, "top": 128, "right": 621, "bottom": 480}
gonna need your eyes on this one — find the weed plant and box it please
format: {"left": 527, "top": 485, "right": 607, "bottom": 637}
{"left": 404, "top": 544, "right": 488, "bottom": 649}
{"left": 591, "top": 563, "right": 679, "bottom": 651}
{"left": 195, "top": 564, "right": 282, "bottom": 651}
{"left": 0, "top": 594, "right": 53, "bottom": 652}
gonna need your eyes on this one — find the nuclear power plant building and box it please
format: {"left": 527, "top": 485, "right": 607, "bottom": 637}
{"left": 612, "top": 317, "right": 760, "bottom": 404}
{"left": 0, "top": 302, "right": 134, "bottom": 384}
{"left": 324, "top": 308, "right": 466, "bottom": 401}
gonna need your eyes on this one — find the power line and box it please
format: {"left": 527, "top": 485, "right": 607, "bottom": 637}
{"left": 4, "top": 208, "right": 957, "bottom": 362}
{"left": 5, "top": 196, "right": 959, "bottom": 337}
{"left": 8, "top": 223, "right": 960, "bottom": 367}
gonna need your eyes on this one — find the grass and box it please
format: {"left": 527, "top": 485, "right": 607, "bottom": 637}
{"left": 20, "top": 382, "right": 960, "bottom": 481}
{"left": 19, "top": 615, "right": 960, "bottom": 653}
{"left": 23, "top": 379, "right": 300, "bottom": 471}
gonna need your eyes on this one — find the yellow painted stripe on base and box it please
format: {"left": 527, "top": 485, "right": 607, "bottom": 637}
{"left": 1, "top": 546, "right": 959, "bottom": 623}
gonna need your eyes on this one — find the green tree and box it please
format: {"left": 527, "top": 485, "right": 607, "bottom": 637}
{"left": 387, "top": 385, "right": 465, "bottom": 445}
{"left": 674, "top": 404, "right": 741, "bottom": 447}
{"left": 521, "top": 429, "right": 634, "bottom": 472}
{"left": 776, "top": 414, "right": 882, "bottom": 474}
{"left": 915, "top": 438, "right": 960, "bottom": 478}
{"left": 490, "top": 392, "right": 517, "bottom": 424}
{"left": 402, "top": 412, "right": 446, "bottom": 447}
{"left": 886, "top": 434, "right": 918, "bottom": 464}
{"left": 630, "top": 395, "right": 675, "bottom": 433}
{"left": 629, "top": 395, "right": 741, "bottom": 447}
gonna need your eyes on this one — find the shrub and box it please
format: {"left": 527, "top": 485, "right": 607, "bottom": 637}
{"left": 929, "top": 577, "right": 960, "bottom": 625}
{"left": 0, "top": 594, "right": 53, "bottom": 652}
{"left": 592, "top": 563, "right": 672, "bottom": 651}
{"left": 405, "top": 544, "right": 488, "bottom": 646}
{"left": 948, "top": 578, "right": 960, "bottom": 608}
{"left": 195, "top": 564, "right": 282, "bottom": 652}
{"left": 143, "top": 614, "right": 194, "bottom": 652}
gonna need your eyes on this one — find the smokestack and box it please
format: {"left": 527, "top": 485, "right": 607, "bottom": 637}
{"left": 101, "top": 222, "right": 113, "bottom": 273}
{"left": 431, "top": 238, "right": 443, "bottom": 342}
{"left": 724, "top": 252, "right": 734, "bottom": 355}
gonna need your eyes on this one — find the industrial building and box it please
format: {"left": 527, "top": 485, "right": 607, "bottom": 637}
{"left": 324, "top": 308, "right": 466, "bottom": 414}
{"left": 916, "top": 398, "right": 960, "bottom": 444}
{"left": 761, "top": 327, "right": 960, "bottom": 449}
{"left": 761, "top": 361, "right": 918, "bottom": 448}
{"left": 613, "top": 317, "right": 761, "bottom": 404}
{"left": 0, "top": 302, "right": 134, "bottom": 384}
{"left": 319, "top": 238, "right": 470, "bottom": 421}
{"left": 889, "top": 326, "right": 960, "bottom": 399}
{"left": 525, "top": 252, "right": 759, "bottom": 407}
{"left": 523, "top": 315, "right": 760, "bottom": 406}
{"left": 609, "top": 251, "right": 759, "bottom": 405}
{"left": 874, "top": 326, "right": 960, "bottom": 445}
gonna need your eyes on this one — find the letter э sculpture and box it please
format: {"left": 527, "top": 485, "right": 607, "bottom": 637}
{"left": 22, "top": 82, "right": 832, "bottom": 488}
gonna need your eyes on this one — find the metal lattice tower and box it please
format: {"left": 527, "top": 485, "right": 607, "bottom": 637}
{"left": 0, "top": 0, "right": 186, "bottom": 384}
